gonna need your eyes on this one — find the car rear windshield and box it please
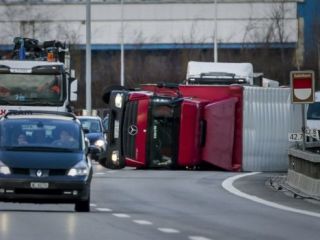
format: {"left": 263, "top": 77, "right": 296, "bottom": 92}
{"left": 0, "top": 118, "right": 82, "bottom": 151}
{"left": 79, "top": 118, "right": 102, "bottom": 133}
{"left": 307, "top": 102, "right": 320, "bottom": 120}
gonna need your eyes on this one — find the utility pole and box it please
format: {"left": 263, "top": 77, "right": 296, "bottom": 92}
{"left": 120, "top": 0, "right": 125, "bottom": 86}
{"left": 86, "top": 0, "right": 92, "bottom": 115}
{"left": 214, "top": 0, "right": 218, "bottom": 62}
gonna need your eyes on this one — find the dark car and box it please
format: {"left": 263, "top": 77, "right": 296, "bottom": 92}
{"left": 0, "top": 111, "right": 93, "bottom": 212}
{"left": 78, "top": 116, "right": 107, "bottom": 164}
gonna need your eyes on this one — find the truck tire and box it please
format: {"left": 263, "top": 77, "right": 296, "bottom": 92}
{"left": 105, "top": 158, "right": 125, "bottom": 169}
{"left": 98, "top": 157, "right": 107, "bottom": 168}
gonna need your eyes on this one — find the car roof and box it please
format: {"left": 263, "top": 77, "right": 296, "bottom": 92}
{"left": 78, "top": 116, "right": 102, "bottom": 121}
{"left": 1, "top": 111, "right": 79, "bottom": 123}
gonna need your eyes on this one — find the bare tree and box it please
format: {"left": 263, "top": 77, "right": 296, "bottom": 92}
{"left": 240, "top": 0, "right": 294, "bottom": 84}
{"left": 55, "top": 23, "right": 82, "bottom": 45}
{"left": 0, "top": 3, "right": 52, "bottom": 43}
{"left": 270, "top": 0, "right": 290, "bottom": 83}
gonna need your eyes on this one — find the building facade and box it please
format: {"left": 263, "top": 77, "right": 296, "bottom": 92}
{"left": 0, "top": 0, "right": 319, "bottom": 108}
{"left": 0, "top": 0, "right": 301, "bottom": 49}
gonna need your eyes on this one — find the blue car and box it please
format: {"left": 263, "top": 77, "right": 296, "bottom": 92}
{"left": 0, "top": 111, "right": 93, "bottom": 212}
{"left": 78, "top": 116, "right": 107, "bottom": 164}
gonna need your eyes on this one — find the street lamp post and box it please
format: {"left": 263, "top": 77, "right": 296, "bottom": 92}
{"left": 214, "top": 0, "right": 218, "bottom": 62}
{"left": 86, "top": 0, "right": 92, "bottom": 115}
{"left": 120, "top": 0, "right": 125, "bottom": 86}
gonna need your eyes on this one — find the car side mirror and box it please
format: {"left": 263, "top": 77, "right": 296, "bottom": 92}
{"left": 83, "top": 128, "right": 90, "bottom": 134}
{"left": 88, "top": 146, "right": 101, "bottom": 154}
{"left": 102, "top": 111, "right": 110, "bottom": 132}
{"left": 85, "top": 137, "right": 90, "bottom": 154}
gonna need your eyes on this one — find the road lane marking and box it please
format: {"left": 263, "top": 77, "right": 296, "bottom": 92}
{"left": 157, "top": 228, "right": 180, "bottom": 233}
{"left": 94, "top": 172, "right": 106, "bottom": 176}
{"left": 222, "top": 172, "right": 320, "bottom": 219}
{"left": 133, "top": 220, "right": 153, "bottom": 225}
{"left": 90, "top": 203, "right": 97, "bottom": 207}
{"left": 112, "top": 213, "right": 131, "bottom": 218}
{"left": 189, "top": 236, "right": 212, "bottom": 240}
{"left": 96, "top": 208, "right": 112, "bottom": 212}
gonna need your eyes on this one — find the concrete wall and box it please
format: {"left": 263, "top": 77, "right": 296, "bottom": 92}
{"left": 288, "top": 147, "right": 320, "bottom": 197}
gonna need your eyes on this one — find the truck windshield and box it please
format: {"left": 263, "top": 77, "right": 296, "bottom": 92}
{"left": 0, "top": 74, "right": 64, "bottom": 105}
{"left": 148, "top": 98, "right": 180, "bottom": 168}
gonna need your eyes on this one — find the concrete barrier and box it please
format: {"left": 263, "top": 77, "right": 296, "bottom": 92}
{"left": 287, "top": 147, "right": 320, "bottom": 198}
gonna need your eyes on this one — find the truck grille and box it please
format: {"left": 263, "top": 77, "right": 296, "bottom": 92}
{"left": 122, "top": 101, "right": 138, "bottom": 159}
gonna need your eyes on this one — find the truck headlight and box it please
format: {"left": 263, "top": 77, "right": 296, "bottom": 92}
{"left": 67, "top": 161, "right": 89, "bottom": 177}
{"left": 0, "top": 161, "right": 11, "bottom": 175}
{"left": 111, "top": 150, "right": 119, "bottom": 163}
{"left": 94, "top": 139, "right": 105, "bottom": 148}
{"left": 115, "top": 93, "right": 123, "bottom": 108}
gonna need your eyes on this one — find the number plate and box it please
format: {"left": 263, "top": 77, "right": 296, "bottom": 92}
{"left": 30, "top": 182, "right": 49, "bottom": 189}
{"left": 114, "top": 120, "right": 119, "bottom": 139}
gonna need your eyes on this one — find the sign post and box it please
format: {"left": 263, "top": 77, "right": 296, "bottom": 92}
{"left": 290, "top": 71, "right": 315, "bottom": 150}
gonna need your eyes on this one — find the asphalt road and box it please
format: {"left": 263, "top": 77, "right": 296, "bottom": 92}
{"left": 0, "top": 163, "right": 319, "bottom": 240}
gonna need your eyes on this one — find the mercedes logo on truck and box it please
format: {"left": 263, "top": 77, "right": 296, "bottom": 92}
{"left": 128, "top": 125, "right": 138, "bottom": 136}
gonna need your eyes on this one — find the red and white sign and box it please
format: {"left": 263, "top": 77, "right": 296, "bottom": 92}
{"left": 290, "top": 71, "right": 315, "bottom": 103}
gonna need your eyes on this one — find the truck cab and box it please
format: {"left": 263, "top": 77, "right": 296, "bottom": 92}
{"left": 105, "top": 87, "right": 182, "bottom": 169}
{"left": 0, "top": 37, "right": 77, "bottom": 115}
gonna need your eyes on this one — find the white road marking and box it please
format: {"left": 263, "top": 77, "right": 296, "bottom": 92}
{"left": 94, "top": 172, "right": 106, "bottom": 176}
{"left": 132, "top": 220, "right": 153, "bottom": 225}
{"left": 157, "top": 228, "right": 180, "bottom": 233}
{"left": 112, "top": 213, "right": 131, "bottom": 218}
{"left": 90, "top": 203, "right": 97, "bottom": 207}
{"left": 189, "top": 236, "right": 212, "bottom": 240}
{"left": 222, "top": 172, "right": 320, "bottom": 219}
{"left": 96, "top": 208, "right": 113, "bottom": 212}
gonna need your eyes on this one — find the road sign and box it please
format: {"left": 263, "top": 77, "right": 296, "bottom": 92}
{"left": 290, "top": 71, "right": 315, "bottom": 103}
{"left": 288, "top": 128, "right": 319, "bottom": 142}
{"left": 288, "top": 133, "right": 303, "bottom": 142}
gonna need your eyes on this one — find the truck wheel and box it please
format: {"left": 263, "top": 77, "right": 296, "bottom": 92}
{"left": 75, "top": 197, "right": 90, "bottom": 212}
{"left": 99, "top": 158, "right": 124, "bottom": 169}
{"left": 102, "top": 85, "right": 126, "bottom": 104}
{"left": 106, "top": 158, "right": 125, "bottom": 169}
{"left": 98, "top": 157, "right": 107, "bottom": 168}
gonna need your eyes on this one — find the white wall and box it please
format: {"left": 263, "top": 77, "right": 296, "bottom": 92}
{"left": 0, "top": 1, "right": 298, "bottom": 45}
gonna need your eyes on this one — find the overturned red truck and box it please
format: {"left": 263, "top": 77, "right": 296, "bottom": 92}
{"left": 102, "top": 62, "right": 301, "bottom": 171}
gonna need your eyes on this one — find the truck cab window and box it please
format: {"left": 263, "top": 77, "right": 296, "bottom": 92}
{"left": 149, "top": 99, "right": 180, "bottom": 168}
